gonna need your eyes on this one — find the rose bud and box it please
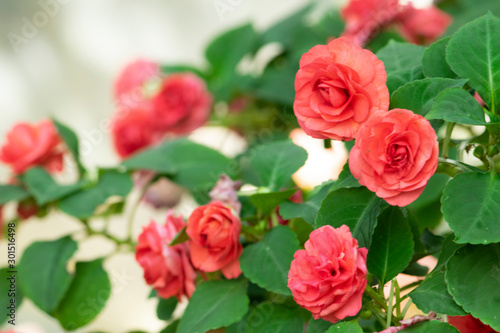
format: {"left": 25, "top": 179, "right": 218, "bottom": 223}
{"left": 294, "top": 37, "right": 389, "bottom": 141}
{"left": 209, "top": 175, "right": 242, "bottom": 214}
{"left": 186, "top": 201, "right": 242, "bottom": 279}
{"left": 288, "top": 225, "right": 368, "bottom": 323}
{"left": 135, "top": 211, "right": 196, "bottom": 300}
{"left": 397, "top": 5, "right": 452, "bottom": 45}
{"left": 0, "top": 120, "right": 64, "bottom": 174}
{"left": 349, "top": 108, "right": 439, "bottom": 207}
{"left": 114, "top": 59, "right": 160, "bottom": 109}
{"left": 151, "top": 73, "right": 212, "bottom": 135}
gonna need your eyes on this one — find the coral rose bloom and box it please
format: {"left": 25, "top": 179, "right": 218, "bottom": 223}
{"left": 288, "top": 225, "right": 368, "bottom": 323}
{"left": 152, "top": 73, "right": 212, "bottom": 135}
{"left": 397, "top": 6, "right": 452, "bottom": 45}
{"left": 187, "top": 201, "right": 242, "bottom": 279}
{"left": 294, "top": 37, "right": 389, "bottom": 141}
{"left": 135, "top": 212, "right": 196, "bottom": 300}
{"left": 0, "top": 120, "right": 64, "bottom": 174}
{"left": 349, "top": 109, "right": 439, "bottom": 206}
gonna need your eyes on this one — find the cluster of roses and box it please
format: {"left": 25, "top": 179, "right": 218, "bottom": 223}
{"left": 135, "top": 177, "right": 243, "bottom": 301}
{"left": 341, "top": 0, "right": 452, "bottom": 46}
{"left": 111, "top": 60, "right": 212, "bottom": 159}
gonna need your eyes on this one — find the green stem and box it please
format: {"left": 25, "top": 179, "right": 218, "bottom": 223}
{"left": 386, "top": 279, "right": 395, "bottom": 328}
{"left": 400, "top": 280, "right": 423, "bottom": 292}
{"left": 365, "top": 284, "right": 388, "bottom": 311}
{"left": 442, "top": 122, "right": 456, "bottom": 159}
{"left": 394, "top": 279, "right": 401, "bottom": 318}
{"left": 126, "top": 178, "right": 154, "bottom": 243}
{"left": 401, "top": 299, "right": 413, "bottom": 319}
{"left": 436, "top": 158, "right": 464, "bottom": 177}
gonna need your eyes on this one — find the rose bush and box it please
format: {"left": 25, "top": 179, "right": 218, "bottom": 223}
{"left": 349, "top": 108, "right": 439, "bottom": 206}
{"left": 288, "top": 225, "right": 367, "bottom": 323}
{"left": 294, "top": 37, "right": 389, "bottom": 141}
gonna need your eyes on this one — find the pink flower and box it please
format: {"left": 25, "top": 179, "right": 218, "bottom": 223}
{"left": 151, "top": 73, "right": 212, "bottom": 135}
{"left": 397, "top": 5, "right": 452, "bottom": 45}
{"left": 448, "top": 315, "right": 497, "bottom": 333}
{"left": 0, "top": 120, "right": 64, "bottom": 174}
{"left": 349, "top": 109, "right": 439, "bottom": 206}
{"left": 135, "top": 211, "right": 196, "bottom": 300}
{"left": 294, "top": 37, "right": 389, "bottom": 141}
{"left": 186, "top": 201, "right": 242, "bottom": 279}
{"left": 111, "top": 108, "right": 164, "bottom": 159}
{"left": 288, "top": 225, "right": 368, "bottom": 323}
{"left": 114, "top": 59, "right": 160, "bottom": 109}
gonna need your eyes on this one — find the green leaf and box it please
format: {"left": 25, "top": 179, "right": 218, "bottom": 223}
{"left": 122, "top": 138, "right": 235, "bottom": 202}
{"left": 160, "top": 320, "right": 179, "bottom": 333}
{"left": 168, "top": 226, "right": 188, "bottom": 246}
{"left": 52, "top": 118, "right": 85, "bottom": 176}
{"left": 426, "top": 88, "right": 487, "bottom": 125}
{"left": 247, "top": 140, "right": 307, "bottom": 191}
{"left": 387, "top": 65, "right": 424, "bottom": 96}
{"left": 376, "top": 41, "right": 426, "bottom": 74}
{"left": 22, "top": 167, "right": 87, "bottom": 205}
{"left": 306, "top": 318, "right": 332, "bottom": 333}
{"left": 446, "top": 13, "right": 500, "bottom": 112}
{"left": 161, "top": 65, "right": 206, "bottom": 78}
{"left": 330, "top": 163, "right": 361, "bottom": 192}
{"left": 18, "top": 236, "right": 77, "bottom": 314}
{"left": 157, "top": 297, "right": 178, "bottom": 321}
{"left": 325, "top": 321, "right": 363, "bottom": 333}
{"left": 422, "top": 37, "right": 456, "bottom": 79}
{"left": 0, "top": 267, "right": 24, "bottom": 325}
{"left": 441, "top": 172, "right": 500, "bottom": 244}
{"left": 246, "top": 304, "right": 304, "bottom": 333}
{"left": 54, "top": 258, "right": 111, "bottom": 330}
{"left": 177, "top": 280, "right": 249, "bottom": 333}
{"left": 367, "top": 207, "right": 414, "bottom": 285}
{"left": 445, "top": 243, "right": 500, "bottom": 331}
{"left": 410, "top": 271, "right": 466, "bottom": 316}
{"left": 261, "top": 4, "right": 312, "bottom": 47}
{"left": 240, "top": 226, "right": 300, "bottom": 295}
{"left": 401, "top": 320, "right": 459, "bottom": 332}
{"left": 249, "top": 189, "right": 297, "bottom": 215}
{"left": 280, "top": 181, "right": 331, "bottom": 224}
{"left": 59, "top": 170, "right": 133, "bottom": 219}
{"left": 432, "top": 235, "right": 464, "bottom": 274}
{"left": 0, "top": 185, "right": 29, "bottom": 205}
{"left": 390, "top": 78, "right": 468, "bottom": 116}
{"left": 443, "top": 0, "right": 500, "bottom": 35}
{"left": 254, "top": 66, "right": 297, "bottom": 106}
{"left": 315, "top": 187, "right": 382, "bottom": 249}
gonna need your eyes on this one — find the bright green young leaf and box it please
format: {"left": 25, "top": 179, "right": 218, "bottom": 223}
{"left": 59, "top": 170, "right": 133, "bottom": 219}
{"left": 426, "top": 88, "right": 487, "bottom": 125}
{"left": 410, "top": 271, "right": 466, "bottom": 316}
{"left": 422, "top": 37, "right": 456, "bottom": 79}
{"left": 376, "top": 41, "right": 426, "bottom": 74}
{"left": 122, "top": 138, "right": 236, "bottom": 202}
{"left": 367, "top": 207, "right": 414, "bottom": 285}
{"left": 246, "top": 304, "right": 304, "bottom": 333}
{"left": 446, "top": 243, "right": 500, "bottom": 331}
{"left": 248, "top": 140, "right": 307, "bottom": 191}
{"left": 325, "top": 321, "right": 363, "bottom": 333}
{"left": 18, "top": 236, "right": 77, "bottom": 314}
{"left": 0, "top": 185, "right": 29, "bottom": 205}
{"left": 52, "top": 118, "right": 85, "bottom": 176}
{"left": 22, "top": 167, "right": 87, "bottom": 205}
{"left": 401, "top": 320, "right": 459, "bottom": 332}
{"left": 0, "top": 267, "right": 24, "bottom": 325}
{"left": 280, "top": 181, "right": 331, "bottom": 225}
{"left": 446, "top": 13, "right": 500, "bottom": 113}
{"left": 249, "top": 189, "right": 297, "bottom": 215}
{"left": 306, "top": 318, "right": 332, "bottom": 333}
{"left": 387, "top": 65, "right": 424, "bottom": 96}
{"left": 390, "top": 78, "right": 468, "bottom": 116}
{"left": 240, "top": 226, "right": 300, "bottom": 295}
{"left": 315, "top": 187, "right": 382, "bottom": 249}
{"left": 157, "top": 297, "right": 178, "bottom": 321}
{"left": 441, "top": 172, "right": 500, "bottom": 244}
{"left": 54, "top": 258, "right": 111, "bottom": 330}
{"left": 177, "top": 279, "right": 249, "bottom": 333}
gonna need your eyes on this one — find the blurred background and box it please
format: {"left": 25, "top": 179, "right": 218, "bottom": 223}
{"left": 0, "top": 0, "right": 437, "bottom": 332}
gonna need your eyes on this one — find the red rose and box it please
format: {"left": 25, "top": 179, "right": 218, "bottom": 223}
{"left": 294, "top": 37, "right": 389, "bottom": 141}
{"left": 397, "top": 5, "right": 452, "bottom": 45}
{"left": 111, "top": 107, "right": 165, "bottom": 159}
{"left": 349, "top": 109, "right": 439, "bottom": 207}
{"left": 186, "top": 201, "right": 242, "bottom": 279}
{"left": 0, "top": 120, "right": 64, "bottom": 174}
{"left": 135, "top": 211, "right": 196, "bottom": 300}
{"left": 114, "top": 59, "right": 160, "bottom": 109}
{"left": 448, "top": 315, "right": 497, "bottom": 333}
{"left": 152, "top": 73, "right": 212, "bottom": 135}
{"left": 288, "top": 225, "right": 368, "bottom": 323}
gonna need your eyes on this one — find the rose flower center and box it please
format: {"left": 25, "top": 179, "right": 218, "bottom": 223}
{"left": 387, "top": 143, "right": 410, "bottom": 169}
